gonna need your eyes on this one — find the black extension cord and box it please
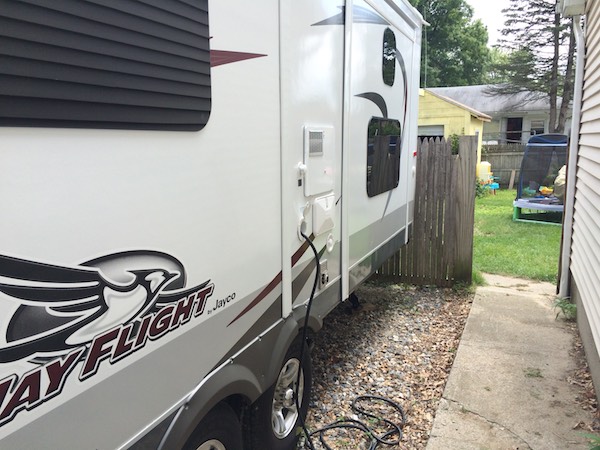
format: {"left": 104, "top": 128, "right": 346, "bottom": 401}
{"left": 308, "top": 395, "right": 406, "bottom": 450}
{"left": 297, "top": 231, "right": 320, "bottom": 450}
{"left": 297, "top": 232, "right": 406, "bottom": 450}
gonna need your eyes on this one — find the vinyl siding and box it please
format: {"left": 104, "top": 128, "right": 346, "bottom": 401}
{"left": 573, "top": 0, "right": 600, "bottom": 354}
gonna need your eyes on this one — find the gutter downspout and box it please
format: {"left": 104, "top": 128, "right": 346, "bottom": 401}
{"left": 558, "top": 15, "right": 584, "bottom": 299}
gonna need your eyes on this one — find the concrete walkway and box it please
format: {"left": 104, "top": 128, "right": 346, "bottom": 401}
{"left": 427, "top": 274, "right": 594, "bottom": 450}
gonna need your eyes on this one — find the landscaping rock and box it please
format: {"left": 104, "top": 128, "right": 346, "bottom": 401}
{"left": 302, "top": 281, "right": 472, "bottom": 449}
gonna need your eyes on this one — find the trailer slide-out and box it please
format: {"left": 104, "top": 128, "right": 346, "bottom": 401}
{"left": 0, "top": 1, "right": 423, "bottom": 448}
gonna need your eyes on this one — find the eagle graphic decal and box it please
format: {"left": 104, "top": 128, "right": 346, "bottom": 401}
{"left": 0, "top": 251, "right": 215, "bottom": 426}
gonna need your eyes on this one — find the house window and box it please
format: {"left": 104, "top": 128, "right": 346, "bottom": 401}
{"left": 382, "top": 28, "right": 396, "bottom": 86}
{"left": 530, "top": 120, "right": 545, "bottom": 136}
{"left": 506, "top": 117, "right": 523, "bottom": 143}
{"left": 367, "top": 117, "right": 401, "bottom": 197}
{"left": 0, "top": 0, "right": 211, "bottom": 131}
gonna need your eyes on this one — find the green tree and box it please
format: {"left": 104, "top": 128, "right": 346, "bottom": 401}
{"left": 487, "top": 0, "right": 576, "bottom": 133}
{"left": 482, "top": 48, "right": 511, "bottom": 84}
{"left": 409, "top": 0, "right": 491, "bottom": 87}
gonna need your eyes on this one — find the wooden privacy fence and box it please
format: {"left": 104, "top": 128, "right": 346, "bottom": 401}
{"left": 483, "top": 143, "right": 525, "bottom": 188}
{"left": 377, "top": 136, "right": 477, "bottom": 287}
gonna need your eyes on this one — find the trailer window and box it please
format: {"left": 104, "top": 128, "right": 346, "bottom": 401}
{"left": 382, "top": 28, "right": 396, "bottom": 86}
{"left": 366, "top": 118, "right": 401, "bottom": 197}
{"left": 0, "top": 0, "right": 210, "bottom": 131}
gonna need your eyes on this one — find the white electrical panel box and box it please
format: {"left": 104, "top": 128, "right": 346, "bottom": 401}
{"left": 313, "top": 194, "right": 335, "bottom": 236}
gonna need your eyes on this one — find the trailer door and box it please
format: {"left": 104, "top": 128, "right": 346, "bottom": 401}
{"left": 342, "top": 0, "right": 420, "bottom": 299}
{"left": 279, "top": 1, "right": 345, "bottom": 317}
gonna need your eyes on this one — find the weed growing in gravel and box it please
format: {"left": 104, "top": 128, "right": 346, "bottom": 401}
{"left": 450, "top": 271, "right": 486, "bottom": 294}
{"left": 524, "top": 367, "right": 543, "bottom": 378}
{"left": 554, "top": 297, "right": 577, "bottom": 321}
{"left": 582, "top": 432, "right": 600, "bottom": 450}
{"left": 471, "top": 270, "right": 486, "bottom": 287}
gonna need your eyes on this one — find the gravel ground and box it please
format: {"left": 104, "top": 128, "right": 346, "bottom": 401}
{"left": 299, "top": 280, "right": 473, "bottom": 449}
{"left": 298, "top": 279, "right": 600, "bottom": 450}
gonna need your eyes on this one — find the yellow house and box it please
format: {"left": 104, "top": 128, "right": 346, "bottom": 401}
{"left": 418, "top": 88, "right": 491, "bottom": 167}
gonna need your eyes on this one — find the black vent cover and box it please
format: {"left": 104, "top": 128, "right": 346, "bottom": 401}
{"left": 0, "top": 0, "right": 211, "bottom": 131}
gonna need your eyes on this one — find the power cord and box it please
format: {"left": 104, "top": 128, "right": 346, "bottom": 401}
{"left": 297, "top": 230, "right": 320, "bottom": 450}
{"left": 308, "top": 395, "right": 406, "bottom": 450}
{"left": 297, "top": 231, "right": 406, "bottom": 449}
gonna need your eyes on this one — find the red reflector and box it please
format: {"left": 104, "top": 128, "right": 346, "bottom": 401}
{"left": 413, "top": 151, "right": 417, "bottom": 157}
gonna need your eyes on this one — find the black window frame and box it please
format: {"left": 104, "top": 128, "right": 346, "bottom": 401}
{"left": 382, "top": 28, "right": 396, "bottom": 86}
{"left": 366, "top": 117, "right": 402, "bottom": 197}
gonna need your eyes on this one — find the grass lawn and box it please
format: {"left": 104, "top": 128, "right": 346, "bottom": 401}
{"left": 473, "top": 189, "right": 562, "bottom": 283}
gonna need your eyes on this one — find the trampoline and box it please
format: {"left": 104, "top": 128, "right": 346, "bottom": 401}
{"left": 513, "top": 134, "right": 567, "bottom": 224}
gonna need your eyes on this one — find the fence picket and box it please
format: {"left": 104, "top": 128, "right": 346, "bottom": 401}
{"left": 376, "top": 136, "right": 477, "bottom": 287}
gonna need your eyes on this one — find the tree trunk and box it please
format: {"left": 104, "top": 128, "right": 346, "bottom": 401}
{"left": 558, "top": 19, "right": 576, "bottom": 134}
{"left": 548, "top": 11, "right": 561, "bottom": 133}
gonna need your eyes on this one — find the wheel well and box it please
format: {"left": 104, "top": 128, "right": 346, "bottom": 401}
{"left": 223, "top": 394, "right": 251, "bottom": 423}
{"left": 159, "top": 319, "right": 302, "bottom": 449}
{"left": 178, "top": 395, "right": 250, "bottom": 450}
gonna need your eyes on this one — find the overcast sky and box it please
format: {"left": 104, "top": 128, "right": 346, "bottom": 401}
{"left": 465, "top": 0, "right": 512, "bottom": 46}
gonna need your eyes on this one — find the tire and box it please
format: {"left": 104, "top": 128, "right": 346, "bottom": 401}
{"left": 183, "top": 402, "right": 243, "bottom": 450}
{"left": 248, "top": 338, "right": 312, "bottom": 450}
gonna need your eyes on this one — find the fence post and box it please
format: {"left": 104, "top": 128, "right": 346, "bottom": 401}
{"left": 450, "top": 136, "right": 477, "bottom": 284}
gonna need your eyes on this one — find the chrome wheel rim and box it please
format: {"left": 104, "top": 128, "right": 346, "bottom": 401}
{"left": 271, "top": 357, "right": 304, "bottom": 439}
{"left": 197, "top": 439, "right": 226, "bottom": 450}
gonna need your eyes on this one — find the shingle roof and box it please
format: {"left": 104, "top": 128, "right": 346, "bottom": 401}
{"left": 425, "top": 89, "right": 491, "bottom": 122}
{"left": 427, "top": 85, "right": 552, "bottom": 115}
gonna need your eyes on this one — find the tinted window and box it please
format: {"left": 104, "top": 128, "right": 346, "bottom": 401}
{"left": 0, "top": 0, "right": 210, "bottom": 131}
{"left": 382, "top": 28, "right": 396, "bottom": 86}
{"left": 367, "top": 118, "right": 402, "bottom": 197}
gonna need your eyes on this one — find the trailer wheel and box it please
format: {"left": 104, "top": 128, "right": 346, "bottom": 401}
{"left": 249, "top": 338, "right": 312, "bottom": 450}
{"left": 184, "top": 402, "right": 243, "bottom": 450}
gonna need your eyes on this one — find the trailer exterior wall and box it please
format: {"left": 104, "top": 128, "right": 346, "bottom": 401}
{"left": 0, "top": 0, "right": 422, "bottom": 447}
{"left": 0, "top": 1, "right": 284, "bottom": 447}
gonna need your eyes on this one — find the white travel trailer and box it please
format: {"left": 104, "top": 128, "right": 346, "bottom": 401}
{"left": 0, "top": 0, "right": 422, "bottom": 448}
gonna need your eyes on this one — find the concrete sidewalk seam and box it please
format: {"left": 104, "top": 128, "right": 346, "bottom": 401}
{"left": 442, "top": 397, "right": 533, "bottom": 450}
